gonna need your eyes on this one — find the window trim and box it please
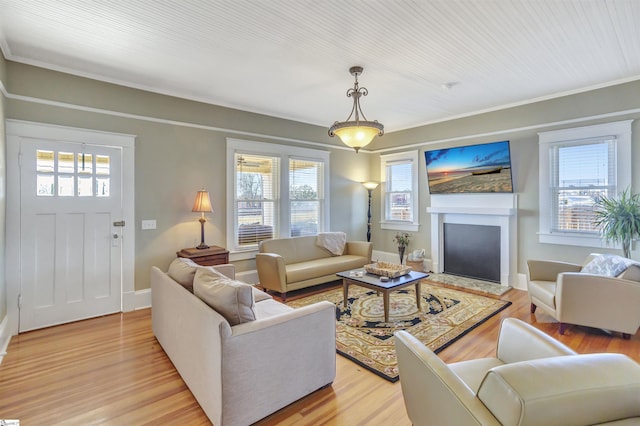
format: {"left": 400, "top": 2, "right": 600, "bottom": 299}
{"left": 226, "top": 138, "right": 330, "bottom": 259}
{"left": 380, "top": 150, "right": 420, "bottom": 232}
{"left": 538, "top": 120, "right": 632, "bottom": 247}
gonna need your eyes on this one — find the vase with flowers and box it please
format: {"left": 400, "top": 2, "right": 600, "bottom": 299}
{"left": 393, "top": 232, "right": 411, "bottom": 264}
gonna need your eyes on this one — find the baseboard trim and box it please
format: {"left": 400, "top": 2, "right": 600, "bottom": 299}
{"left": 135, "top": 288, "right": 152, "bottom": 310}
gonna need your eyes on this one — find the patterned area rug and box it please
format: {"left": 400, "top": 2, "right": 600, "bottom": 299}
{"left": 427, "top": 273, "right": 512, "bottom": 296}
{"left": 287, "top": 283, "right": 511, "bottom": 382}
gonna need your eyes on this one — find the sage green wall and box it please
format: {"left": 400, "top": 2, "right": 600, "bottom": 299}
{"left": 373, "top": 81, "right": 640, "bottom": 275}
{"left": 5, "top": 61, "right": 371, "bottom": 291}
{"left": 0, "top": 52, "right": 7, "bottom": 320}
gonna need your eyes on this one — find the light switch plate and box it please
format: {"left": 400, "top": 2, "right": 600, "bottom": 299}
{"left": 141, "top": 219, "right": 156, "bottom": 230}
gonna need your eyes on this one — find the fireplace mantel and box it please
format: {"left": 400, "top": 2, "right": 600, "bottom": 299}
{"left": 427, "top": 206, "right": 516, "bottom": 216}
{"left": 427, "top": 194, "right": 518, "bottom": 286}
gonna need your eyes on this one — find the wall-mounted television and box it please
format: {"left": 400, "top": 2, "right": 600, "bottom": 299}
{"left": 424, "top": 140, "right": 513, "bottom": 194}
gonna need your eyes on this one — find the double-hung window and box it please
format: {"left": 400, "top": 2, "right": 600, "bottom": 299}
{"left": 380, "top": 150, "right": 420, "bottom": 232}
{"left": 538, "top": 120, "right": 632, "bottom": 247}
{"left": 227, "top": 139, "right": 330, "bottom": 256}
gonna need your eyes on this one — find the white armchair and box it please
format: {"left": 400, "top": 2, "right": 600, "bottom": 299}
{"left": 395, "top": 318, "right": 640, "bottom": 426}
{"left": 527, "top": 253, "right": 640, "bottom": 339}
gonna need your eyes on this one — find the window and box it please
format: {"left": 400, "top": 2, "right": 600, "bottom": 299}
{"left": 380, "top": 150, "right": 419, "bottom": 232}
{"left": 538, "top": 120, "right": 632, "bottom": 247}
{"left": 227, "top": 139, "right": 330, "bottom": 256}
{"left": 36, "top": 149, "right": 111, "bottom": 198}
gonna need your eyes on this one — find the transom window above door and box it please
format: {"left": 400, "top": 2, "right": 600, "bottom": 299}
{"left": 36, "top": 149, "right": 111, "bottom": 197}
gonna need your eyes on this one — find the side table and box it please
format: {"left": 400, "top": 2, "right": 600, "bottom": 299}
{"left": 176, "top": 246, "right": 229, "bottom": 266}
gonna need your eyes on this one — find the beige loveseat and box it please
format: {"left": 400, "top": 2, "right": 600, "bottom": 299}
{"left": 151, "top": 259, "right": 336, "bottom": 425}
{"left": 256, "top": 235, "right": 372, "bottom": 300}
{"left": 527, "top": 253, "right": 640, "bottom": 338}
{"left": 395, "top": 318, "right": 640, "bottom": 426}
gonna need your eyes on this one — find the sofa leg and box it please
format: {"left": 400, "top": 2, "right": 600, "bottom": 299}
{"left": 622, "top": 333, "right": 631, "bottom": 340}
{"left": 281, "top": 292, "right": 287, "bottom": 302}
{"left": 530, "top": 303, "right": 537, "bottom": 314}
{"left": 558, "top": 323, "right": 568, "bottom": 335}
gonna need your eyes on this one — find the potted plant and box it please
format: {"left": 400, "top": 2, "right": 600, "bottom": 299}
{"left": 393, "top": 232, "right": 411, "bottom": 264}
{"left": 593, "top": 187, "right": 640, "bottom": 259}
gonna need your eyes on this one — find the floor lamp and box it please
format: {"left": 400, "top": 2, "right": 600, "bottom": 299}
{"left": 362, "top": 182, "right": 379, "bottom": 242}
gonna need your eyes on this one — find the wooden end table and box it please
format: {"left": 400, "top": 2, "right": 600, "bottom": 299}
{"left": 176, "top": 246, "right": 229, "bottom": 266}
{"left": 336, "top": 269, "right": 430, "bottom": 323}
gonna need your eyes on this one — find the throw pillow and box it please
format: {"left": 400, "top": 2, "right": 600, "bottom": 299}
{"left": 167, "top": 257, "right": 200, "bottom": 291}
{"left": 581, "top": 253, "right": 636, "bottom": 277}
{"left": 199, "top": 265, "right": 272, "bottom": 302}
{"left": 193, "top": 267, "right": 256, "bottom": 325}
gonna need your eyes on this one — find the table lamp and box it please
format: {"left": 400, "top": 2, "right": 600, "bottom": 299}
{"left": 192, "top": 188, "right": 213, "bottom": 249}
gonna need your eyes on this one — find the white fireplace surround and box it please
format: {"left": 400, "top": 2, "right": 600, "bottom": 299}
{"left": 427, "top": 194, "right": 518, "bottom": 286}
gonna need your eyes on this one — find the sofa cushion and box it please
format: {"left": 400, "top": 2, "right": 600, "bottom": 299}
{"left": 286, "top": 255, "right": 369, "bottom": 283}
{"left": 477, "top": 354, "right": 640, "bottom": 426}
{"left": 193, "top": 267, "right": 256, "bottom": 325}
{"left": 581, "top": 253, "right": 637, "bottom": 277}
{"left": 449, "top": 358, "right": 504, "bottom": 393}
{"left": 167, "top": 257, "right": 200, "bottom": 291}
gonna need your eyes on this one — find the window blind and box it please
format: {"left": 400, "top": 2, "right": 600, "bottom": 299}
{"left": 550, "top": 138, "right": 616, "bottom": 233}
{"left": 385, "top": 160, "right": 413, "bottom": 222}
{"left": 289, "top": 158, "right": 323, "bottom": 237}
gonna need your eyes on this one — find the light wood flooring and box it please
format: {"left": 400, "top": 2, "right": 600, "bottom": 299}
{"left": 1, "top": 283, "right": 638, "bottom": 425}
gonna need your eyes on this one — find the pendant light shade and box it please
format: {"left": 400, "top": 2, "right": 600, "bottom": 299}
{"left": 329, "top": 66, "right": 384, "bottom": 153}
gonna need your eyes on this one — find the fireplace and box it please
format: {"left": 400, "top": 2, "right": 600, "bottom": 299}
{"left": 427, "top": 194, "right": 517, "bottom": 286}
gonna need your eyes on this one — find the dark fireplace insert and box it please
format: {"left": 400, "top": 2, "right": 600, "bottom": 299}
{"left": 443, "top": 223, "right": 500, "bottom": 283}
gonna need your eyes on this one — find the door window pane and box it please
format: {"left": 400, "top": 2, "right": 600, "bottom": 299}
{"left": 78, "top": 176, "right": 93, "bottom": 197}
{"left": 37, "top": 174, "right": 55, "bottom": 196}
{"left": 77, "top": 153, "right": 93, "bottom": 174}
{"left": 58, "top": 175, "right": 75, "bottom": 196}
{"left": 96, "top": 177, "right": 110, "bottom": 197}
{"left": 96, "top": 155, "right": 110, "bottom": 175}
{"left": 36, "top": 150, "right": 54, "bottom": 172}
{"left": 58, "top": 152, "right": 75, "bottom": 174}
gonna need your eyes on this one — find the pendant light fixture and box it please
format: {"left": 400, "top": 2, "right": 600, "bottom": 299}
{"left": 328, "top": 66, "right": 384, "bottom": 153}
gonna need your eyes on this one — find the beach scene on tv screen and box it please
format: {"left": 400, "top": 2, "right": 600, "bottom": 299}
{"left": 425, "top": 141, "right": 513, "bottom": 194}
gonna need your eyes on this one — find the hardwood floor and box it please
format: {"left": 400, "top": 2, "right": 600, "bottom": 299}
{"left": 1, "top": 284, "right": 638, "bottom": 425}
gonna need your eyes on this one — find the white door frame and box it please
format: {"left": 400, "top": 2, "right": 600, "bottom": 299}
{"left": 5, "top": 119, "right": 136, "bottom": 336}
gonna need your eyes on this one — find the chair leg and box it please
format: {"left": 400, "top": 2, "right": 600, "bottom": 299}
{"left": 622, "top": 333, "right": 631, "bottom": 340}
{"left": 558, "top": 323, "right": 568, "bottom": 335}
{"left": 530, "top": 303, "right": 537, "bottom": 314}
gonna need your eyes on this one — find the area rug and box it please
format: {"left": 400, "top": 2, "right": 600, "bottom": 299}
{"left": 286, "top": 283, "right": 511, "bottom": 382}
{"left": 426, "top": 273, "right": 512, "bottom": 296}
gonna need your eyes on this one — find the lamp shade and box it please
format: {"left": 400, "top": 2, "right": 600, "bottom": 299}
{"left": 192, "top": 189, "right": 213, "bottom": 213}
{"left": 362, "top": 181, "right": 379, "bottom": 190}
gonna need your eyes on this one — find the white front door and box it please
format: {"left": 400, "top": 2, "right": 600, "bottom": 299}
{"left": 18, "top": 139, "right": 123, "bottom": 331}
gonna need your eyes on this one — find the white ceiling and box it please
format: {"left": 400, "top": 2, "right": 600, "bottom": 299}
{"left": 1, "top": 0, "right": 640, "bottom": 133}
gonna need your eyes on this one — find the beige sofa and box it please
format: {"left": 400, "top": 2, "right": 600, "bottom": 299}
{"left": 527, "top": 253, "right": 640, "bottom": 338}
{"left": 395, "top": 318, "right": 640, "bottom": 426}
{"left": 151, "top": 260, "right": 336, "bottom": 425}
{"left": 256, "top": 235, "right": 372, "bottom": 300}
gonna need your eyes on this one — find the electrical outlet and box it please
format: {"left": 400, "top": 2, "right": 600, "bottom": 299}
{"left": 141, "top": 219, "right": 156, "bottom": 230}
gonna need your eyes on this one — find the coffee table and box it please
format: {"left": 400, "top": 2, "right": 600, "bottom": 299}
{"left": 336, "top": 268, "right": 430, "bottom": 323}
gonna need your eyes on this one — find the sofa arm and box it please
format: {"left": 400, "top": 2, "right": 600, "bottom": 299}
{"left": 220, "top": 301, "right": 337, "bottom": 425}
{"left": 212, "top": 263, "right": 235, "bottom": 280}
{"left": 556, "top": 272, "right": 640, "bottom": 334}
{"left": 496, "top": 318, "right": 576, "bottom": 363}
{"left": 478, "top": 354, "right": 640, "bottom": 426}
{"left": 256, "top": 252, "right": 287, "bottom": 293}
{"left": 527, "top": 259, "right": 582, "bottom": 282}
{"left": 395, "top": 330, "right": 500, "bottom": 426}
{"left": 344, "top": 241, "right": 372, "bottom": 260}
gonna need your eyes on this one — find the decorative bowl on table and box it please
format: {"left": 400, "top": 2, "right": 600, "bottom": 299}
{"left": 364, "top": 261, "right": 411, "bottom": 278}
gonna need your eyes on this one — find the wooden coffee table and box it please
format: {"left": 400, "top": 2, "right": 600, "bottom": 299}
{"left": 336, "top": 268, "right": 430, "bottom": 322}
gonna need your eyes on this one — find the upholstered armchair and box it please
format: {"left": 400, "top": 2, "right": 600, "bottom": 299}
{"left": 527, "top": 253, "right": 640, "bottom": 339}
{"left": 395, "top": 318, "right": 640, "bottom": 426}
